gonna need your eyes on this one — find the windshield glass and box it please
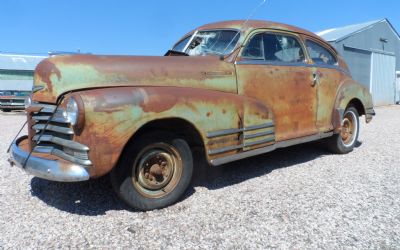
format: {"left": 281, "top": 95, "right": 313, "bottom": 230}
{"left": 172, "top": 30, "right": 240, "bottom": 56}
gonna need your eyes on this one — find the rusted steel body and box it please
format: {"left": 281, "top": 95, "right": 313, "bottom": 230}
{"left": 9, "top": 20, "right": 374, "bottom": 181}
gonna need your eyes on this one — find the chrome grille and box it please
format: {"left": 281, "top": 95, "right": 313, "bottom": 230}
{"left": 30, "top": 103, "right": 92, "bottom": 166}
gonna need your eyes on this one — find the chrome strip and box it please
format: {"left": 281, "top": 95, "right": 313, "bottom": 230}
{"left": 33, "top": 146, "right": 54, "bottom": 154}
{"left": 30, "top": 103, "right": 57, "bottom": 113}
{"left": 33, "top": 86, "right": 45, "bottom": 93}
{"left": 207, "top": 128, "right": 243, "bottom": 138}
{"left": 208, "top": 144, "right": 242, "bottom": 155}
{"left": 208, "top": 136, "right": 275, "bottom": 155}
{"left": 236, "top": 60, "right": 310, "bottom": 67}
{"left": 244, "top": 122, "right": 274, "bottom": 131}
{"left": 34, "top": 146, "right": 92, "bottom": 166}
{"left": 243, "top": 136, "right": 275, "bottom": 147}
{"left": 33, "top": 108, "right": 65, "bottom": 116}
{"left": 236, "top": 60, "right": 350, "bottom": 75}
{"left": 33, "top": 135, "right": 89, "bottom": 151}
{"left": 32, "top": 124, "right": 74, "bottom": 135}
{"left": 210, "top": 132, "right": 334, "bottom": 166}
{"left": 207, "top": 121, "right": 274, "bottom": 138}
{"left": 244, "top": 130, "right": 274, "bottom": 139}
{"left": 8, "top": 136, "right": 90, "bottom": 182}
{"left": 32, "top": 115, "right": 69, "bottom": 124}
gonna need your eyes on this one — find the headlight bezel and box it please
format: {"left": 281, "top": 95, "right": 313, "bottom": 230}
{"left": 66, "top": 97, "right": 79, "bottom": 126}
{"left": 65, "top": 95, "right": 85, "bottom": 135}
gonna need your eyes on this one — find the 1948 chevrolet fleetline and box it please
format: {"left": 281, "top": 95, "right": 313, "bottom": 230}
{"left": 9, "top": 20, "right": 375, "bottom": 210}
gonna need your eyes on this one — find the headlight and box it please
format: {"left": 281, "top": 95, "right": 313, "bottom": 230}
{"left": 65, "top": 95, "right": 85, "bottom": 135}
{"left": 66, "top": 97, "right": 79, "bottom": 126}
{"left": 25, "top": 95, "right": 32, "bottom": 109}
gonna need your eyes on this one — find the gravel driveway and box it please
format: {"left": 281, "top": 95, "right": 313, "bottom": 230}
{"left": 0, "top": 106, "right": 399, "bottom": 249}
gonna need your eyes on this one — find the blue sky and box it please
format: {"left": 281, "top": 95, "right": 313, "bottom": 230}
{"left": 1, "top": 0, "right": 399, "bottom": 56}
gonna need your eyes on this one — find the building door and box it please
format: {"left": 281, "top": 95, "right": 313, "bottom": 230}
{"left": 370, "top": 52, "right": 396, "bottom": 106}
{"left": 396, "top": 71, "right": 400, "bottom": 104}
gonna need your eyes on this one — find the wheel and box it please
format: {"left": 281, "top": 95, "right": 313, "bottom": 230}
{"left": 111, "top": 131, "right": 193, "bottom": 211}
{"left": 326, "top": 106, "right": 359, "bottom": 154}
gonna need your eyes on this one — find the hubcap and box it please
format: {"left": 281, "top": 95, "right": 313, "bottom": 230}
{"left": 132, "top": 143, "right": 182, "bottom": 198}
{"left": 340, "top": 111, "right": 357, "bottom": 147}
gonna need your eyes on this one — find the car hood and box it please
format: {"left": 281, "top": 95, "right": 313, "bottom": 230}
{"left": 33, "top": 54, "right": 237, "bottom": 103}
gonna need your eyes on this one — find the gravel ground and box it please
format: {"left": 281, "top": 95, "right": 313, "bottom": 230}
{"left": 0, "top": 106, "right": 399, "bottom": 249}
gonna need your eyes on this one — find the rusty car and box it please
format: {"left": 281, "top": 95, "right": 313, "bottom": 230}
{"left": 8, "top": 20, "right": 375, "bottom": 211}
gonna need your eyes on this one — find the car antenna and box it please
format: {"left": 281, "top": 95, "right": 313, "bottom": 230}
{"left": 220, "top": 0, "right": 267, "bottom": 59}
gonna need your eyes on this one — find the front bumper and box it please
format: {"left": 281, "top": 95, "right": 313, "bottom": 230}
{"left": 8, "top": 136, "right": 90, "bottom": 182}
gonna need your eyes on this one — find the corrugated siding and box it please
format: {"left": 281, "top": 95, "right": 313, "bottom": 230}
{"left": 396, "top": 72, "right": 400, "bottom": 103}
{"left": 0, "top": 54, "right": 46, "bottom": 71}
{"left": 342, "top": 47, "right": 371, "bottom": 89}
{"left": 370, "top": 52, "right": 396, "bottom": 106}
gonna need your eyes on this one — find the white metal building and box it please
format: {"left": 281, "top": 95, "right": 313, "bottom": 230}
{"left": 397, "top": 71, "right": 400, "bottom": 104}
{"left": 0, "top": 53, "right": 46, "bottom": 110}
{"left": 317, "top": 19, "right": 400, "bottom": 106}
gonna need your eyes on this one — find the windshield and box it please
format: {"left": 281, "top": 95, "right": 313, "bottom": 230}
{"left": 172, "top": 30, "right": 240, "bottom": 56}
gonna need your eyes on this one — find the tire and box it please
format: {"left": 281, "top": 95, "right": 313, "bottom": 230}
{"left": 326, "top": 106, "right": 360, "bottom": 154}
{"left": 110, "top": 131, "right": 193, "bottom": 211}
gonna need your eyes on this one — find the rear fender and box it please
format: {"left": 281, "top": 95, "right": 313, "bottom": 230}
{"left": 332, "top": 80, "right": 373, "bottom": 132}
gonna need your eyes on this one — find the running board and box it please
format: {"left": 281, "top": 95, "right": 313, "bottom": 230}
{"left": 210, "top": 132, "right": 333, "bottom": 166}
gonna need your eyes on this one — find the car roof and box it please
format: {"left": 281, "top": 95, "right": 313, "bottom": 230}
{"left": 176, "top": 20, "right": 337, "bottom": 54}
{"left": 198, "top": 20, "right": 321, "bottom": 39}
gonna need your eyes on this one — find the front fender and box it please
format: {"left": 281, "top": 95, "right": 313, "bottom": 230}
{"left": 72, "top": 86, "right": 272, "bottom": 177}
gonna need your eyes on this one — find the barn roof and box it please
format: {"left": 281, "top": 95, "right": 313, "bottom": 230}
{"left": 316, "top": 18, "right": 400, "bottom": 42}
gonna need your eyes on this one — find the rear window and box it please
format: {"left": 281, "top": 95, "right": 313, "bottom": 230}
{"left": 306, "top": 40, "right": 337, "bottom": 66}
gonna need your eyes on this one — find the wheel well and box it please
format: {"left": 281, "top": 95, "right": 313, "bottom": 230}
{"left": 347, "top": 98, "right": 365, "bottom": 116}
{"left": 128, "top": 118, "right": 204, "bottom": 149}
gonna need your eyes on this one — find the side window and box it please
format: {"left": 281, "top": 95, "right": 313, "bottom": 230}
{"left": 242, "top": 33, "right": 305, "bottom": 63}
{"left": 306, "top": 40, "right": 337, "bottom": 65}
{"left": 172, "top": 36, "right": 191, "bottom": 52}
{"left": 264, "top": 34, "right": 305, "bottom": 63}
{"left": 242, "top": 34, "right": 264, "bottom": 60}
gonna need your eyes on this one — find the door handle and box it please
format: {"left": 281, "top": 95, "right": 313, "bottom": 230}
{"left": 312, "top": 72, "right": 320, "bottom": 87}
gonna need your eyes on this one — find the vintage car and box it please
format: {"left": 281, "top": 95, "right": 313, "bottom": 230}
{"left": 0, "top": 91, "right": 30, "bottom": 112}
{"left": 8, "top": 20, "right": 375, "bottom": 211}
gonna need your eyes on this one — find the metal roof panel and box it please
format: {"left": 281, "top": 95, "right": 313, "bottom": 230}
{"left": 0, "top": 54, "right": 47, "bottom": 71}
{"left": 316, "top": 19, "right": 385, "bottom": 42}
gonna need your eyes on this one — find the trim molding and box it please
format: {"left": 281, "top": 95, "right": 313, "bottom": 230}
{"left": 210, "top": 132, "right": 333, "bottom": 166}
{"left": 207, "top": 121, "right": 274, "bottom": 139}
{"left": 235, "top": 60, "right": 350, "bottom": 75}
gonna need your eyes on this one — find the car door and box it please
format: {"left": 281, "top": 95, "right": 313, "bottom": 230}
{"left": 235, "top": 31, "right": 318, "bottom": 142}
{"left": 303, "top": 38, "right": 342, "bottom": 132}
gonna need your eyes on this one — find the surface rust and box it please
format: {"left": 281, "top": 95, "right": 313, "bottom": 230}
{"left": 26, "top": 20, "right": 374, "bottom": 178}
